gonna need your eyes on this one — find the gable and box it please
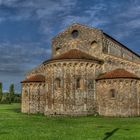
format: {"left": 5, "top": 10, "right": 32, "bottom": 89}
{"left": 51, "top": 23, "right": 140, "bottom": 64}
{"left": 51, "top": 23, "right": 103, "bottom": 58}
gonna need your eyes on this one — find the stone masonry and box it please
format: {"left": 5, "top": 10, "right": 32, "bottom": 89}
{"left": 21, "top": 23, "right": 140, "bottom": 117}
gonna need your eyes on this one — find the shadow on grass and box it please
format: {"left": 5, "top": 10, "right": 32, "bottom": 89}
{"left": 0, "top": 131, "right": 9, "bottom": 135}
{"left": 5, "top": 108, "right": 21, "bottom": 113}
{"left": 103, "top": 128, "right": 119, "bottom": 140}
{"left": 13, "top": 108, "right": 21, "bottom": 113}
{"left": 124, "top": 128, "right": 129, "bottom": 131}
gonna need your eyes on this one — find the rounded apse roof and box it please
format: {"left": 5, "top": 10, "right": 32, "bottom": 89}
{"left": 21, "top": 75, "right": 45, "bottom": 83}
{"left": 96, "top": 69, "right": 140, "bottom": 80}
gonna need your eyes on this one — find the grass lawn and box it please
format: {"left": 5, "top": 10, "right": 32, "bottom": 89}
{"left": 0, "top": 104, "right": 140, "bottom": 140}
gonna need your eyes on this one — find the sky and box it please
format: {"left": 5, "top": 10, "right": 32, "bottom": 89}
{"left": 0, "top": 0, "right": 140, "bottom": 92}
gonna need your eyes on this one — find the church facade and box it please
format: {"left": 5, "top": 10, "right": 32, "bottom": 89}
{"left": 21, "top": 23, "right": 140, "bottom": 117}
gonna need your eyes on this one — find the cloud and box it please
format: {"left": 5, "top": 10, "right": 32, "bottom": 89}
{"left": 0, "top": 0, "right": 139, "bottom": 55}
{"left": 35, "top": 1, "right": 109, "bottom": 40}
{"left": 0, "top": 0, "right": 78, "bottom": 40}
{"left": 124, "top": 19, "right": 140, "bottom": 29}
{"left": 0, "top": 0, "right": 77, "bottom": 20}
{"left": 0, "top": 0, "right": 18, "bottom": 6}
{"left": 119, "top": 5, "right": 140, "bottom": 18}
{"left": 0, "top": 42, "right": 51, "bottom": 74}
{"left": 0, "top": 0, "right": 140, "bottom": 91}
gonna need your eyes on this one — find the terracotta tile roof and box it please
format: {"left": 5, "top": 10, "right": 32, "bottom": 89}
{"left": 21, "top": 75, "right": 45, "bottom": 83}
{"left": 96, "top": 69, "right": 140, "bottom": 80}
{"left": 43, "top": 49, "right": 103, "bottom": 64}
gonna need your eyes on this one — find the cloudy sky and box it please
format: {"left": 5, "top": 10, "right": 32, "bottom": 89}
{"left": 0, "top": 0, "right": 140, "bottom": 92}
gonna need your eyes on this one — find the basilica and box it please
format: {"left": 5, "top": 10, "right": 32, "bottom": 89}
{"left": 21, "top": 23, "right": 140, "bottom": 117}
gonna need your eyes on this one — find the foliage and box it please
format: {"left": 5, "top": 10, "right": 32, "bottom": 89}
{"left": 1, "top": 92, "right": 11, "bottom": 104}
{"left": 0, "top": 83, "right": 21, "bottom": 104}
{"left": 0, "top": 82, "right": 2, "bottom": 102}
{"left": 9, "top": 83, "right": 15, "bottom": 103}
{"left": 0, "top": 103, "right": 140, "bottom": 140}
{"left": 13, "top": 94, "right": 21, "bottom": 103}
{"left": 1, "top": 92, "right": 21, "bottom": 104}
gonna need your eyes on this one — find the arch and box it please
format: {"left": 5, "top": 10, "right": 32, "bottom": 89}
{"left": 54, "top": 78, "right": 61, "bottom": 90}
{"left": 71, "top": 30, "right": 79, "bottom": 38}
{"left": 76, "top": 78, "right": 80, "bottom": 89}
{"left": 76, "top": 78, "right": 84, "bottom": 89}
{"left": 91, "top": 41, "right": 98, "bottom": 48}
{"left": 56, "top": 47, "right": 61, "bottom": 51}
{"left": 110, "top": 89, "right": 116, "bottom": 98}
{"left": 56, "top": 47, "right": 61, "bottom": 54}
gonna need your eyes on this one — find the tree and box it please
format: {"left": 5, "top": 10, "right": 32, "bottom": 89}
{"left": 9, "top": 84, "right": 15, "bottom": 103}
{"left": 0, "top": 82, "right": 3, "bottom": 102}
{"left": 1, "top": 92, "right": 11, "bottom": 104}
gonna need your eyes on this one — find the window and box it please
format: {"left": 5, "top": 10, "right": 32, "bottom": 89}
{"left": 91, "top": 41, "right": 98, "bottom": 48}
{"left": 76, "top": 78, "right": 84, "bottom": 89}
{"left": 56, "top": 47, "right": 60, "bottom": 51}
{"left": 71, "top": 30, "right": 79, "bottom": 38}
{"left": 56, "top": 48, "right": 60, "bottom": 51}
{"left": 54, "top": 78, "right": 61, "bottom": 90}
{"left": 110, "top": 89, "right": 116, "bottom": 98}
{"left": 76, "top": 78, "right": 80, "bottom": 89}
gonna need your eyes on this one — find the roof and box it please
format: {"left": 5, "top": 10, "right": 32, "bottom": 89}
{"left": 96, "top": 69, "right": 140, "bottom": 80}
{"left": 43, "top": 49, "right": 103, "bottom": 64}
{"left": 21, "top": 75, "right": 45, "bottom": 83}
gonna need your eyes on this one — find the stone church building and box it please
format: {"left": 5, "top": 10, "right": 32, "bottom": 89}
{"left": 21, "top": 23, "right": 140, "bottom": 117}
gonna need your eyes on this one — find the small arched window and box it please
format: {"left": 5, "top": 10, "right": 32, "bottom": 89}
{"left": 56, "top": 47, "right": 61, "bottom": 54}
{"left": 110, "top": 89, "right": 116, "bottom": 98}
{"left": 76, "top": 78, "right": 84, "bottom": 89}
{"left": 91, "top": 41, "right": 98, "bottom": 48}
{"left": 76, "top": 78, "right": 80, "bottom": 89}
{"left": 54, "top": 78, "right": 61, "bottom": 90}
{"left": 71, "top": 30, "right": 79, "bottom": 38}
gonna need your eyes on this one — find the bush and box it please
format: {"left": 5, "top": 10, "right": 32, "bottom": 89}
{"left": 0, "top": 93, "right": 21, "bottom": 104}
{"left": 13, "top": 94, "right": 21, "bottom": 103}
{"left": 1, "top": 93, "right": 11, "bottom": 104}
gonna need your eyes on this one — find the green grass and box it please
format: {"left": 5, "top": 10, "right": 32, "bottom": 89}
{"left": 0, "top": 104, "right": 140, "bottom": 140}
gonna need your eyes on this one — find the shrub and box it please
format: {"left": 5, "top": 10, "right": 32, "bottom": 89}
{"left": 1, "top": 93, "right": 21, "bottom": 104}
{"left": 1, "top": 93, "right": 11, "bottom": 104}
